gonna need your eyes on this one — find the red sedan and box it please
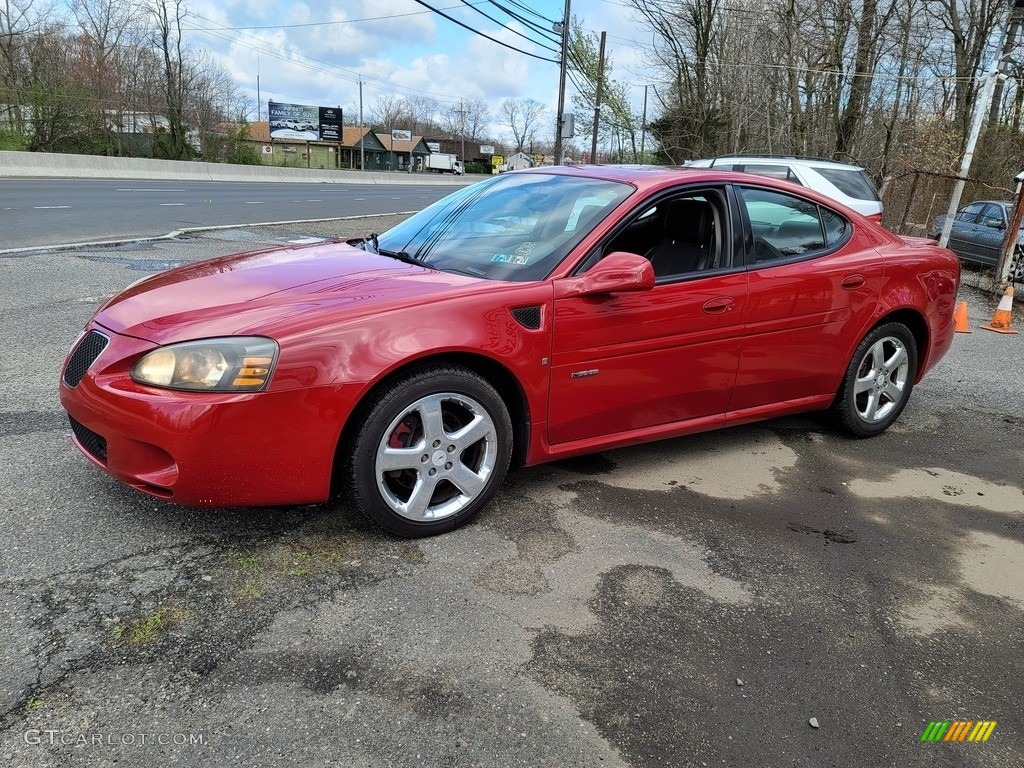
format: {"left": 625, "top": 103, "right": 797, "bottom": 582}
{"left": 60, "top": 166, "right": 960, "bottom": 537}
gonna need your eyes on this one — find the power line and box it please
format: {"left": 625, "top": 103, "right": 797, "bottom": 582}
{"left": 504, "top": 0, "right": 557, "bottom": 25}
{"left": 186, "top": 14, "right": 468, "bottom": 104}
{"left": 456, "top": 0, "right": 560, "bottom": 53}
{"left": 186, "top": 1, "right": 490, "bottom": 32}
{"left": 409, "top": 0, "right": 558, "bottom": 63}
{"left": 487, "top": 0, "right": 561, "bottom": 43}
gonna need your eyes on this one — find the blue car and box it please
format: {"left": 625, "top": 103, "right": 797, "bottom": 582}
{"left": 932, "top": 200, "right": 1021, "bottom": 266}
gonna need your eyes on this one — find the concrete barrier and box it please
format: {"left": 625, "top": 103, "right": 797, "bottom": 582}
{"left": 0, "top": 150, "right": 472, "bottom": 186}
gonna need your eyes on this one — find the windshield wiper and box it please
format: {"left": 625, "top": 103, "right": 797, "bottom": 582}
{"left": 378, "top": 247, "right": 429, "bottom": 267}
{"left": 360, "top": 232, "right": 433, "bottom": 268}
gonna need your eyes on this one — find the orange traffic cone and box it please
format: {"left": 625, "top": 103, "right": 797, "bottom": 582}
{"left": 979, "top": 286, "right": 1019, "bottom": 334}
{"left": 954, "top": 300, "right": 971, "bottom": 333}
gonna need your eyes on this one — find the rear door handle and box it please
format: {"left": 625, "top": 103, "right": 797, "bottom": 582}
{"left": 702, "top": 297, "right": 735, "bottom": 315}
{"left": 841, "top": 275, "right": 866, "bottom": 289}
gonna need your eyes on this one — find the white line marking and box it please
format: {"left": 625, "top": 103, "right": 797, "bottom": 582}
{"left": 305, "top": 199, "right": 321, "bottom": 202}
{"left": 159, "top": 203, "right": 186, "bottom": 206}
{"left": 34, "top": 205, "right": 70, "bottom": 209}
{"left": 245, "top": 201, "right": 264, "bottom": 204}
{"left": 354, "top": 198, "right": 365, "bottom": 201}
{"left": 391, "top": 197, "right": 401, "bottom": 200}
{"left": 116, "top": 188, "right": 187, "bottom": 192}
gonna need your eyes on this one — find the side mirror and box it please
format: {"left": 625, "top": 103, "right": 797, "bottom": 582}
{"left": 555, "top": 251, "right": 655, "bottom": 298}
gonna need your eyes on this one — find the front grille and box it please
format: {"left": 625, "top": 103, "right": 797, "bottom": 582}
{"left": 63, "top": 331, "right": 109, "bottom": 388}
{"left": 510, "top": 305, "right": 542, "bottom": 330}
{"left": 69, "top": 416, "right": 107, "bottom": 463}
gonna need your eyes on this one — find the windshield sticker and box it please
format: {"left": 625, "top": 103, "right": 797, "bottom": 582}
{"left": 515, "top": 242, "right": 537, "bottom": 257}
{"left": 491, "top": 253, "right": 531, "bottom": 265}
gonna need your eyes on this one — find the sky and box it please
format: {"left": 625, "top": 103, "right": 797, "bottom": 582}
{"left": 183, "top": 0, "right": 655, "bottom": 144}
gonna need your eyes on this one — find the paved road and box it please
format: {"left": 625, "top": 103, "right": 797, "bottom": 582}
{"left": 1, "top": 222, "right": 1022, "bottom": 766}
{"left": 0, "top": 178, "right": 462, "bottom": 250}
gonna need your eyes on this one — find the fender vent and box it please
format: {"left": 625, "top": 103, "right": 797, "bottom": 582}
{"left": 510, "top": 306, "right": 542, "bottom": 330}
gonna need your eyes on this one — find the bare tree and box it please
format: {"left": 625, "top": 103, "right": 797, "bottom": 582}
{"left": 70, "top": 0, "right": 145, "bottom": 153}
{"left": 0, "top": 0, "right": 46, "bottom": 133}
{"left": 499, "top": 98, "right": 546, "bottom": 153}
{"left": 149, "top": 0, "right": 192, "bottom": 159}
{"left": 369, "top": 94, "right": 409, "bottom": 131}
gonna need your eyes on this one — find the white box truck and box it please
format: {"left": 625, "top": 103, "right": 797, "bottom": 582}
{"left": 424, "top": 153, "right": 464, "bottom": 175}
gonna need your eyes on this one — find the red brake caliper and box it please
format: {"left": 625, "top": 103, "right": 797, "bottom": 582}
{"left": 388, "top": 421, "right": 413, "bottom": 449}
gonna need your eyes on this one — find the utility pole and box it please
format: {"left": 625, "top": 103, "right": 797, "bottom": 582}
{"left": 359, "top": 77, "right": 364, "bottom": 172}
{"left": 590, "top": 31, "right": 606, "bottom": 165}
{"left": 995, "top": 173, "right": 1024, "bottom": 286}
{"left": 939, "top": 9, "right": 1015, "bottom": 248}
{"left": 640, "top": 85, "right": 648, "bottom": 162}
{"left": 553, "top": 0, "right": 571, "bottom": 165}
{"left": 456, "top": 101, "right": 468, "bottom": 162}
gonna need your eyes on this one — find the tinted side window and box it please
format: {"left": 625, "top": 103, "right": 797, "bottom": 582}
{"left": 821, "top": 207, "right": 849, "bottom": 246}
{"left": 811, "top": 167, "right": 880, "bottom": 202}
{"left": 739, "top": 164, "right": 802, "bottom": 184}
{"left": 739, "top": 187, "right": 827, "bottom": 262}
{"left": 979, "top": 203, "right": 1005, "bottom": 228}
{"left": 956, "top": 203, "right": 985, "bottom": 223}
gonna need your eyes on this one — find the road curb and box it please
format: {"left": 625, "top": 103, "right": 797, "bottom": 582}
{"left": 0, "top": 212, "right": 418, "bottom": 256}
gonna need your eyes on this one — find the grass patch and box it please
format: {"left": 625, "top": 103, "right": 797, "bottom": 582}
{"left": 113, "top": 606, "right": 188, "bottom": 646}
{"left": 236, "top": 554, "right": 261, "bottom": 573}
{"left": 234, "top": 578, "right": 262, "bottom": 600}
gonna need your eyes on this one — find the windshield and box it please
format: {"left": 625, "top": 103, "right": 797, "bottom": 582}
{"left": 376, "top": 172, "right": 634, "bottom": 281}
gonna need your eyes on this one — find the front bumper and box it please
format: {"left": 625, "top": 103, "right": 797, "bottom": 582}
{"left": 59, "top": 324, "right": 362, "bottom": 507}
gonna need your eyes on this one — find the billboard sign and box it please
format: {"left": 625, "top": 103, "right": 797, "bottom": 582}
{"left": 269, "top": 101, "right": 343, "bottom": 141}
{"left": 318, "top": 106, "right": 343, "bottom": 141}
{"left": 268, "top": 101, "right": 319, "bottom": 140}
{"left": 390, "top": 129, "right": 412, "bottom": 142}
{"left": 480, "top": 144, "right": 495, "bottom": 155}
{"left": 426, "top": 141, "right": 441, "bottom": 153}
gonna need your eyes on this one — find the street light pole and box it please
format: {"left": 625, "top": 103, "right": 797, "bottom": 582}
{"left": 553, "top": 0, "right": 571, "bottom": 166}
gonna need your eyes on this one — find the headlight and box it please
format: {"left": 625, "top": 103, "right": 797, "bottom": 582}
{"left": 131, "top": 337, "right": 279, "bottom": 392}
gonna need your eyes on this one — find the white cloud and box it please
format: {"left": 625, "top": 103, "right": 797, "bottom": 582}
{"left": 180, "top": 0, "right": 652, "bottom": 135}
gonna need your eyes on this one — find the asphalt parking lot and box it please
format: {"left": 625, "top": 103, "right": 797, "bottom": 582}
{"left": 2, "top": 219, "right": 1023, "bottom": 767}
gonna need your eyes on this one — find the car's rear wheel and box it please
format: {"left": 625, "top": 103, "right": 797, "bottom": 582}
{"left": 834, "top": 322, "right": 918, "bottom": 437}
{"left": 346, "top": 367, "right": 512, "bottom": 537}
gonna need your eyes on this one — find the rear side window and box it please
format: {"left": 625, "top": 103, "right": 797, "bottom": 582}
{"left": 821, "top": 208, "right": 848, "bottom": 246}
{"left": 740, "top": 187, "right": 828, "bottom": 261}
{"left": 734, "top": 164, "right": 802, "bottom": 184}
{"left": 811, "top": 167, "right": 880, "bottom": 202}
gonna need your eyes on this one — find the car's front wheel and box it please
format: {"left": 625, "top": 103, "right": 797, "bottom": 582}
{"left": 834, "top": 322, "right": 918, "bottom": 437}
{"left": 346, "top": 367, "right": 513, "bottom": 537}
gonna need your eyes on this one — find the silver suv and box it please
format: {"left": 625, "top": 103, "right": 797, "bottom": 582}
{"left": 685, "top": 156, "right": 883, "bottom": 222}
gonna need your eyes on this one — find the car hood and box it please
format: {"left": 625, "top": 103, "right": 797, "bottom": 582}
{"left": 93, "top": 241, "right": 484, "bottom": 343}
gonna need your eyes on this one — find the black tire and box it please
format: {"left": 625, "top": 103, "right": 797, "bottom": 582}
{"left": 345, "top": 366, "right": 512, "bottom": 537}
{"left": 834, "top": 322, "right": 918, "bottom": 437}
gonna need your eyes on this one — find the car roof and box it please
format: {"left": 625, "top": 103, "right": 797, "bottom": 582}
{"left": 691, "top": 156, "right": 867, "bottom": 171}
{"left": 511, "top": 164, "right": 878, "bottom": 221}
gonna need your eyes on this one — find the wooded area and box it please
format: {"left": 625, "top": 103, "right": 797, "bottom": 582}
{"left": 0, "top": 0, "right": 244, "bottom": 159}
{"left": 3, "top": 0, "right": 1023, "bottom": 213}
{"left": 572, "top": 0, "right": 1024, "bottom": 208}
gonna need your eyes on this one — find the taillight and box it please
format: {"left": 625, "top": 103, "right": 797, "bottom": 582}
{"left": 866, "top": 213, "right": 884, "bottom": 224}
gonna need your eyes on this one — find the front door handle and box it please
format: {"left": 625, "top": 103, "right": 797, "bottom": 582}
{"left": 702, "top": 297, "right": 735, "bottom": 315}
{"left": 841, "top": 275, "right": 866, "bottom": 289}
